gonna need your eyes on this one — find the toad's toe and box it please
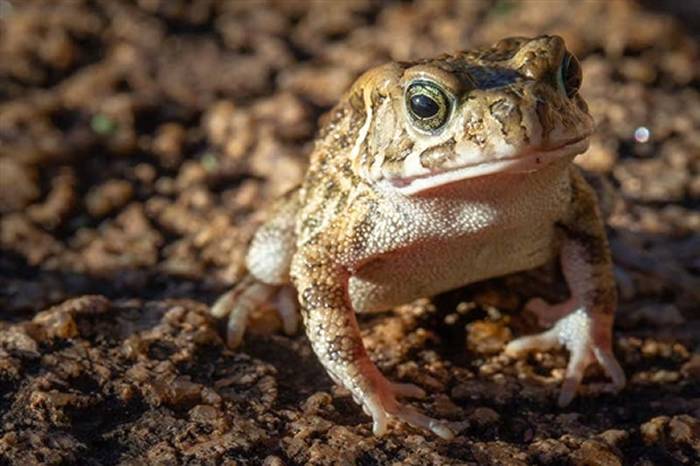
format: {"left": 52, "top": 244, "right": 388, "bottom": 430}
{"left": 211, "top": 276, "right": 276, "bottom": 348}
{"left": 354, "top": 375, "right": 453, "bottom": 439}
{"left": 275, "top": 285, "right": 300, "bottom": 335}
{"left": 389, "top": 403, "right": 455, "bottom": 440}
{"left": 505, "top": 326, "right": 560, "bottom": 356}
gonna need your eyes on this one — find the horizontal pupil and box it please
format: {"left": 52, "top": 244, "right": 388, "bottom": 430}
{"left": 410, "top": 94, "right": 439, "bottom": 118}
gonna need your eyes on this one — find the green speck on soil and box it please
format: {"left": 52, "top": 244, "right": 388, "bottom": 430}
{"left": 91, "top": 114, "right": 118, "bottom": 135}
{"left": 201, "top": 152, "right": 219, "bottom": 172}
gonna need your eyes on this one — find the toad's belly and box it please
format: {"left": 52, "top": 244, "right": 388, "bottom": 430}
{"left": 348, "top": 222, "right": 557, "bottom": 312}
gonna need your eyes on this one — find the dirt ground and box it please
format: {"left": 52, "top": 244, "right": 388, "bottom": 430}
{"left": 1, "top": 1, "right": 699, "bottom": 464}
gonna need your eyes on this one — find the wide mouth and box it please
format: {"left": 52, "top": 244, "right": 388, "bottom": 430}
{"left": 385, "top": 137, "right": 591, "bottom": 196}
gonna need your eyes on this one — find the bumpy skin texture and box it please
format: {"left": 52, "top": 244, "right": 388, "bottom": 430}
{"left": 212, "top": 35, "right": 625, "bottom": 439}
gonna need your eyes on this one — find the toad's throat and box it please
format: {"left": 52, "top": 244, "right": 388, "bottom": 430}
{"left": 386, "top": 138, "right": 590, "bottom": 195}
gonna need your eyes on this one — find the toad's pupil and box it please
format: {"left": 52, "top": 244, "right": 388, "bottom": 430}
{"left": 410, "top": 94, "right": 439, "bottom": 118}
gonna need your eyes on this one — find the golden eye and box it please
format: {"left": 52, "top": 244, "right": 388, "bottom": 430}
{"left": 406, "top": 81, "right": 450, "bottom": 132}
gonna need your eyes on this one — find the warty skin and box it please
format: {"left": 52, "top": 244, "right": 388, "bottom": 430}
{"left": 212, "top": 35, "right": 625, "bottom": 439}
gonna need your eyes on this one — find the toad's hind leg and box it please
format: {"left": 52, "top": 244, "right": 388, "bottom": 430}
{"left": 211, "top": 188, "right": 300, "bottom": 348}
{"left": 505, "top": 168, "right": 625, "bottom": 406}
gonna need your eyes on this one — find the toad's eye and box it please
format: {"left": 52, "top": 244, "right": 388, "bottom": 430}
{"left": 559, "top": 52, "right": 582, "bottom": 98}
{"left": 406, "top": 81, "right": 450, "bottom": 132}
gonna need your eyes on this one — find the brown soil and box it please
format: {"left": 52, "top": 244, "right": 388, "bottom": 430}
{"left": 1, "top": 1, "right": 698, "bottom": 465}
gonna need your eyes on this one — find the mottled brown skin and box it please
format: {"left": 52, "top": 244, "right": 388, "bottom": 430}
{"left": 212, "top": 36, "right": 625, "bottom": 439}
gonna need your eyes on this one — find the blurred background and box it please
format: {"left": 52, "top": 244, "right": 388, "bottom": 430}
{"left": 0, "top": 1, "right": 699, "bottom": 464}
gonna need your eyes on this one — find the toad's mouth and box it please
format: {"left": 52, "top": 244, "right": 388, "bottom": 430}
{"left": 386, "top": 137, "right": 590, "bottom": 196}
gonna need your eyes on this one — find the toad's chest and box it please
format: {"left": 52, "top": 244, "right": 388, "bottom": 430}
{"left": 345, "top": 163, "right": 573, "bottom": 312}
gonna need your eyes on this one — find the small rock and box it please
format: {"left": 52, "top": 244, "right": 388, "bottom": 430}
{"left": 641, "top": 416, "right": 670, "bottom": 445}
{"left": 469, "top": 407, "right": 500, "bottom": 427}
{"left": 681, "top": 354, "right": 700, "bottom": 381}
{"left": 189, "top": 404, "right": 220, "bottom": 422}
{"left": 263, "top": 456, "right": 286, "bottom": 466}
{"left": 467, "top": 320, "right": 511, "bottom": 355}
{"left": 668, "top": 415, "right": 700, "bottom": 450}
{"left": 598, "top": 429, "right": 629, "bottom": 449}
{"left": 570, "top": 439, "right": 622, "bottom": 466}
{"left": 85, "top": 179, "right": 134, "bottom": 217}
{"left": 302, "top": 392, "right": 332, "bottom": 415}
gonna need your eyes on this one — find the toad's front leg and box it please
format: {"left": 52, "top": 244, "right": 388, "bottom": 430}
{"left": 291, "top": 250, "right": 453, "bottom": 439}
{"left": 506, "top": 170, "right": 626, "bottom": 406}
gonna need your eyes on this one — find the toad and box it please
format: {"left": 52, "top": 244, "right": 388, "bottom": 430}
{"left": 212, "top": 35, "right": 625, "bottom": 439}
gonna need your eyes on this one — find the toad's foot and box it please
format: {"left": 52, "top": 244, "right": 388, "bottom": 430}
{"left": 505, "top": 307, "right": 625, "bottom": 407}
{"left": 342, "top": 363, "right": 454, "bottom": 440}
{"left": 211, "top": 275, "right": 299, "bottom": 348}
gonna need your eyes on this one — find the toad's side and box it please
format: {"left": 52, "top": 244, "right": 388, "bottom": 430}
{"left": 212, "top": 35, "right": 625, "bottom": 439}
